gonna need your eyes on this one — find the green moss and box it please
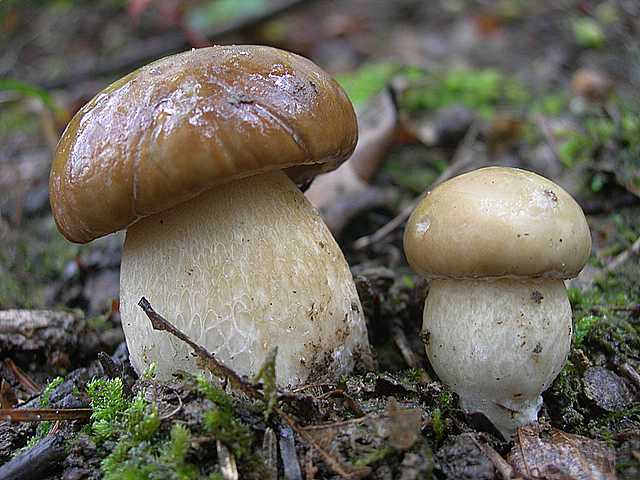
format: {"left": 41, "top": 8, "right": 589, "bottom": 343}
{"left": 404, "top": 368, "right": 426, "bottom": 383}
{"left": 554, "top": 100, "right": 639, "bottom": 178}
{"left": 354, "top": 446, "right": 396, "bottom": 467}
{"left": 436, "top": 391, "right": 454, "bottom": 409}
{"left": 432, "top": 408, "right": 445, "bottom": 443}
{"left": 41, "top": 376, "right": 64, "bottom": 406}
{"left": 86, "top": 377, "right": 129, "bottom": 442}
{"left": 557, "top": 131, "right": 594, "bottom": 167}
{"left": 572, "top": 17, "right": 606, "bottom": 48}
{"left": 400, "top": 68, "right": 529, "bottom": 118}
{"left": 384, "top": 161, "right": 441, "bottom": 193}
{"left": 195, "top": 376, "right": 264, "bottom": 475}
{"left": 17, "top": 376, "right": 65, "bottom": 453}
{"left": 531, "top": 94, "right": 568, "bottom": 116}
{"left": 85, "top": 377, "right": 208, "bottom": 479}
{"left": 87, "top": 315, "right": 111, "bottom": 331}
{"left": 575, "top": 315, "right": 600, "bottom": 347}
{"left": 200, "top": 396, "right": 254, "bottom": 459}
{"left": 589, "top": 404, "right": 640, "bottom": 437}
{"left": 335, "top": 63, "right": 402, "bottom": 106}
{"left": 252, "top": 348, "right": 278, "bottom": 420}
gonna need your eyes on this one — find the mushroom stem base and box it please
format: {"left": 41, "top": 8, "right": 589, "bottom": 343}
{"left": 422, "top": 278, "right": 572, "bottom": 438}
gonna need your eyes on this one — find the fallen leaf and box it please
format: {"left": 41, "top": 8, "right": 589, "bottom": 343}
{"left": 385, "top": 398, "right": 422, "bottom": 451}
{"left": 509, "top": 422, "right": 616, "bottom": 480}
{"left": 305, "top": 88, "right": 398, "bottom": 235}
{"left": 0, "top": 381, "right": 17, "bottom": 409}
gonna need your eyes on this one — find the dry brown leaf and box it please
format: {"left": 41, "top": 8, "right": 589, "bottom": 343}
{"left": 385, "top": 398, "right": 422, "bottom": 451}
{"left": 0, "top": 380, "right": 17, "bottom": 409}
{"left": 306, "top": 88, "right": 398, "bottom": 235}
{"left": 509, "top": 423, "right": 616, "bottom": 480}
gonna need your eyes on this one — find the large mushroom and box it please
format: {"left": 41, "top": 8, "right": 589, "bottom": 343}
{"left": 50, "top": 45, "right": 371, "bottom": 386}
{"left": 403, "top": 166, "right": 591, "bottom": 438}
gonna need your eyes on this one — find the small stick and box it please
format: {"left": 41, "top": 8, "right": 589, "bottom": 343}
{"left": 470, "top": 436, "right": 516, "bottom": 480}
{"left": 620, "top": 363, "right": 640, "bottom": 390}
{"left": 0, "top": 408, "right": 92, "bottom": 423}
{"left": 303, "top": 414, "right": 379, "bottom": 431}
{"left": 138, "top": 297, "right": 371, "bottom": 480}
{"left": 317, "top": 389, "right": 366, "bottom": 418}
{"left": 390, "top": 317, "right": 422, "bottom": 370}
{"left": 352, "top": 121, "right": 481, "bottom": 250}
{"left": 534, "top": 114, "right": 563, "bottom": 167}
{"left": 602, "top": 235, "right": 640, "bottom": 274}
{"left": 4, "top": 358, "right": 40, "bottom": 395}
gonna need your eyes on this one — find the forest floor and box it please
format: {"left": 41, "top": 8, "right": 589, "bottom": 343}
{"left": 0, "top": 0, "right": 639, "bottom": 479}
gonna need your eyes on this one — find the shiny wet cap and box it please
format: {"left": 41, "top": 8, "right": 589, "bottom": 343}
{"left": 50, "top": 45, "right": 357, "bottom": 243}
{"left": 404, "top": 167, "right": 591, "bottom": 279}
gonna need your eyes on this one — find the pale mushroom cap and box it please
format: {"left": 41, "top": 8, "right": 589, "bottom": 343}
{"left": 404, "top": 167, "right": 591, "bottom": 279}
{"left": 50, "top": 45, "right": 357, "bottom": 243}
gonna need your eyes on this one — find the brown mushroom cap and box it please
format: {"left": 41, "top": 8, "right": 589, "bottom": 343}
{"left": 404, "top": 167, "right": 592, "bottom": 279}
{"left": 50, "top": 45, "right": 357, "bottom": 243}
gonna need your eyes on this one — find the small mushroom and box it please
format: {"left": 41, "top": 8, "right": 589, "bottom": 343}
{"left": 50, "top": 46, "right": 371, "bottom": 386}
{"left": 404, "top": 166, "right": 591, "bottom": 438}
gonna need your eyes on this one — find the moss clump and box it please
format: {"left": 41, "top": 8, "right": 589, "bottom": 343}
{"left": 20, "top": 376, "right": 64, "bottom": 451}
{"left": 354, "top": 446, "right": 396, "bottom": 468}
{"left": 85, "top": 377, "right": 203, "bottom": 479}
{"left": 400, "top": 69, "right": 529, "bottom": 118}
{"left": 252, "top": 347, "right": 278, "bottom": 421}
{"left": 335, "top": 63, "right": 401, "bottom": 106}
{"left": 545, "top": 360, "right": 586, "bottom": 434}
{"left": 572, "top": 17, "right": 606, "bottom": 49}
{"left": 556, "top": 103, "right": 640, "bottom": 187}
{"left": 196, "top": 376, "right": 255, "bottom": 461}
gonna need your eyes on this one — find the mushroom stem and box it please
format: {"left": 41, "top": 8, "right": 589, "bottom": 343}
{"left": 423, "top": 278, "right": 572, "bottom": 438}
{"left": 120, "top": 170, "right": 370, "bottom": 386}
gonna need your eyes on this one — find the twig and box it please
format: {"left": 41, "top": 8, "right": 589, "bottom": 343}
{"left": 534, "top": 113, "right": 563, "bottom": 166}
{"left": 620, "top": 363, "right": 640, "bottom": 390}
{"left": 601, "top": 235, "right": 640, "bottom": 274}
{"left": 138, "top": 297, "right": 371, "bottom": 480}
{"left": 317, "top": 390, "right": 365, "bottom": 418}
{"left": 39, "top": 0, "right": 313, "bottom": 89}
{"left": 470, "top": 435, "right": 516, "bottom": 480}
{"left": 159, "top": 389, "right": 184, "bottom": 421}
{"left": 292, "top": 383, "right": 335, "bottom": 394}
{"left": 0, "top": 408, "right": 92, "bottom": 423}
{"left": 4, "top": 359, "right": 40, "bottom": 395}
{"left": 390, "top": 317, "right": 422, "bottom": 370}
{"left": 352, "top": 121, "right": 481, "bottom": 250}
{"left": 303, "top": 414, "right": 375, "bottom": 431}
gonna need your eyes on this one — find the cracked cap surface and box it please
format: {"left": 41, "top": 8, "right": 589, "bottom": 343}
{"left": 50, "top": 45, "right": 357, "bottom": 243}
